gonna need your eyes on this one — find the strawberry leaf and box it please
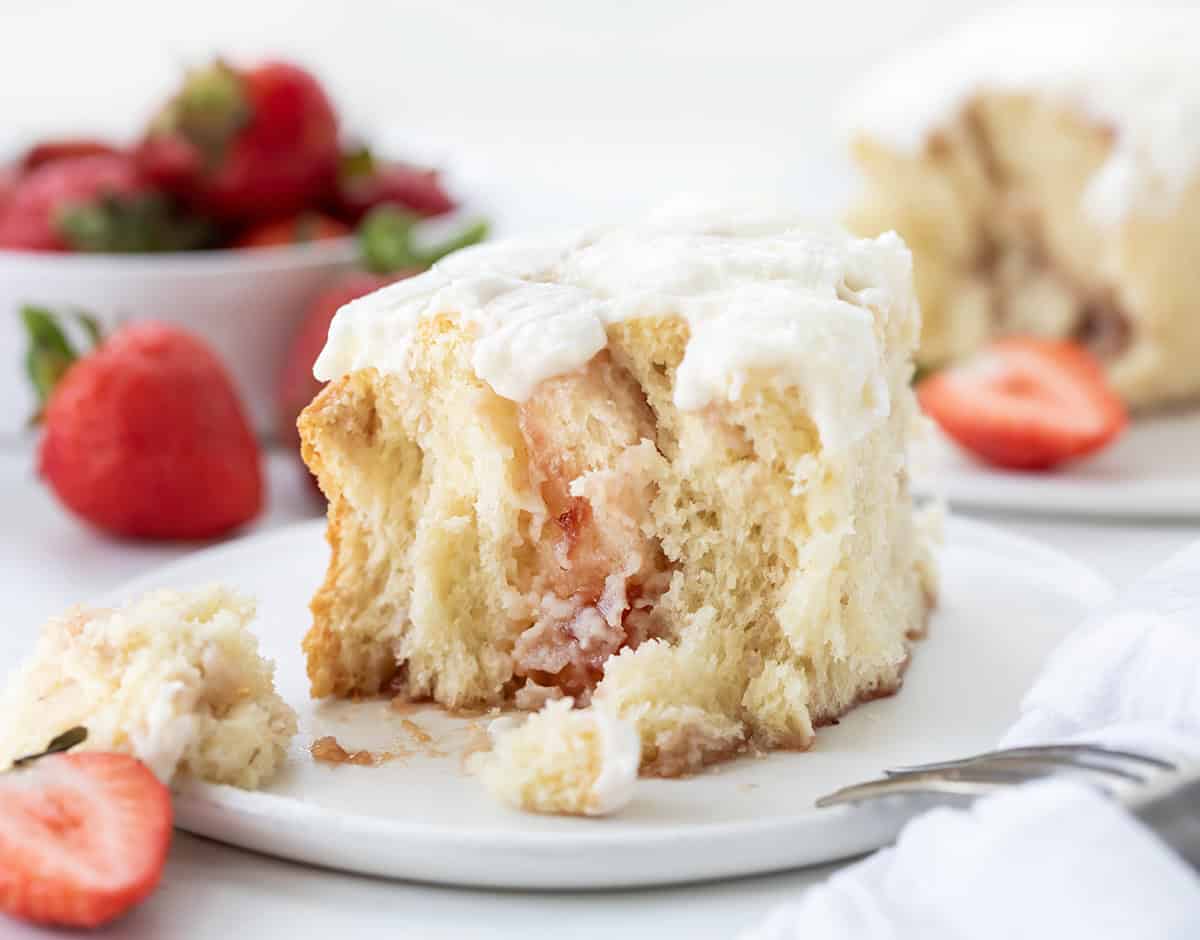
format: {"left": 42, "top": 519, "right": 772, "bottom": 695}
{"left": 359, "top": 205, "right": 421, "bottom": 273}
{"left": 12, "top": 726, "right": 88, "bottom": 768}
{"left": 423, "top": 219, "right": 488, "bottom": 266}
{"left": 359, "top": 205, "right": 488, "bottom": 275}
{"left": 911, "top": 363, "right": 938, "bottom": 386}
{"left": 22, "top": 305, "right": 79, "bottom": 420}
{"left": 58, "top": 193, "right": 216, "bottom": 253}
{"left": 21, "top": 307, "right": 107, "bottom": 423}
{"left": 78, "top": 312, "right": 103, "bottom": 348}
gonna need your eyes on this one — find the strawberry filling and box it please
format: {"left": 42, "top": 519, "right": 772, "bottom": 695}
{"left": 511, "top": 352, "right": 673, "bottom": 703}
{"left": 514, "top": 576, "right": 670, "bottom": 700}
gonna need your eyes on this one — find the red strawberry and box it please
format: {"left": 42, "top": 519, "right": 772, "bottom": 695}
{"left": 139, "top": 60, "right": 339, "bottom": 222}
{"left": 19, "top": 138, "right": 122, "bottom": 173}
{"left": 0, "top": 751, "right": 172, "bottom": 928}
{"left": 0, "top": 164, "right": 17, "bottom": 214}
{"left": 333, "top": 147, "right": 455, "bottom": 224}
{"left": 917, "top": 337, "right": 1127, "bottom": 470}
{"left": 25, "top": 309, "right": 263, "bottom": 538}
{"left": 233, "top": 210, "right": 350, "bottom": 249}
{"left": 0, "top": 155, "right": 141, "bottom": 251}
{"left": 0, "top": 154, "right": 211, "bottom": 253}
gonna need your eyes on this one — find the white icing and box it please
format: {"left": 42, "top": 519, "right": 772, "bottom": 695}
{"left": 485, "top": 706, "right": 640, "bottom": 816}
{"left": 844, "top": 8, "right": 1200, "bottom": 223}
{"left": 587, "top": 708, "right": 641, "bottom": 816}
{"left": 129, "top": 680, "right": 197, "bottom": 783}
{"left": 316, "top": 205, "right": 913, "bottom": 453}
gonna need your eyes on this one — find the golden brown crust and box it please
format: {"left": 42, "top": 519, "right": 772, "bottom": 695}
{"left": 301, "top": 372, "right": 392, "bottom": 698}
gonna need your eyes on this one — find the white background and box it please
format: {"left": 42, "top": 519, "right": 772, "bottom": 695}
{"left": 2, "top": 0, "right": 1035, "bottom": 219}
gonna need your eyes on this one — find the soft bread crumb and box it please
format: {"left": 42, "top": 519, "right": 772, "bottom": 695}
{"left": 476, "top": 699, "right": 641, "bottom": 816}
{"left": 0, "top": 586, "right": 296, "bottom": 789}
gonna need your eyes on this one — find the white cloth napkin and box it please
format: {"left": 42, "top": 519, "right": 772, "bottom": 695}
{"left": 746, "top": 540, "right": 1200, "bottom": 940}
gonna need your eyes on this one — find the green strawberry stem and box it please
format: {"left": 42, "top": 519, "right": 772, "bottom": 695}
{"left": 911, "top": 363, "right": 939, "bottom": 386}
{"left": 359, "top": 205, "right": 488, "bottom": 275}
{"left": 339, "top": 144, "right": 376, "bottom": 181}
{"left": 152, "top": 60, "right": 250, "bottom": 166}
{"left": 21, "top": 306, "right": 102, "bottom": 422}
{"left": 11, "top": 726, "right": 88, "bottom": 768}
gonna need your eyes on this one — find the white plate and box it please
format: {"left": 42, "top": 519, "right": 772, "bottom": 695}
{"left": 917, "top": 410, "right": 1200, "bottom": 519}
{"left": 105, "top": 516, "right": 1112, "bottom": 889}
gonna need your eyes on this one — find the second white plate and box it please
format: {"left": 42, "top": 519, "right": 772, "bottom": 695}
{"left": 917, "top": 410, "right": 1200, "bottom": 519}
{"left": 106, "top": 516, "right": 1111, "bottom": 889}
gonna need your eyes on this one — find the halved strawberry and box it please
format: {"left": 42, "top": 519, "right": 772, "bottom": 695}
{"left": 0, "top": 751, "right": 172, "bottom": 928}
{"left": 917, "top": 337, "right": 1127, "bottom": 471}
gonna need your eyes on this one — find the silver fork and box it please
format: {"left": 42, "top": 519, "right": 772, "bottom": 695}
{"left": 816, "top": 743, "right": 1200, "bottom": 870}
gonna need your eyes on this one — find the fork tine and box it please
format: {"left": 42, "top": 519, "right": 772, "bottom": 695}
{"left": 885, "top": 754, "right": 1151, "bottom": 784}
{"left": 815, "top": 774, "right": 1009, "bottom": 809}
{"left": 887, "top": 744, "right": 1175, "bottom": 776}
{"left": 818, "top": 744, "right": 1177, "bottom": 813}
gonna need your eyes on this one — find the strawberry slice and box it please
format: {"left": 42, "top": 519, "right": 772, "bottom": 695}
{"left": 917, "top": 337, "right": 1127, "bottom": 470}
{"left": 0, "top": 752, "right": 172, "bottom": 928}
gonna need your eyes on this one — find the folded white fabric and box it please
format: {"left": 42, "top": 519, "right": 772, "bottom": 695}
{"left": 746, "top": 540, "right": 1200, "bottom": 940}
{"left": 750, "top": 781, "right": 1200, "bottom": 939}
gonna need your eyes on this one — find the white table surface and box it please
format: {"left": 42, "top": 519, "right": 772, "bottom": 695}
{"left": 1, "top": 445, "right": 1196, "bottom": 939}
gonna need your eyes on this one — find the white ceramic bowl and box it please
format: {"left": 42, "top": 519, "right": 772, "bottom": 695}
{"left": 0, "top": 240, "right": 357, "bottom": 437}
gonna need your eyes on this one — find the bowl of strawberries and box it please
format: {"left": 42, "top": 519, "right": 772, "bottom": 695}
{"left": 0, "top": 58, "right": 472, "bottom": 436}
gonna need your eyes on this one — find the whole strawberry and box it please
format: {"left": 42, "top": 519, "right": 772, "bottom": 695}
{"left": 0, "top": 154, "right": 211, "bottom": 253}
{"left": 138, "top": 60, "right": 339, "bottom": 222}
{"left": 25, "top": 309, "right": 263, "bottom": 539}
{"left": 332, "top": 147, "right": 455, "bottom": 224}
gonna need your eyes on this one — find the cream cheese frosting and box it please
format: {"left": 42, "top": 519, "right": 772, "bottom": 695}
{"left": 844, "top": 8, "right": 1200, "bottom": 223}
{"left": 580, "top": 707, "right": 641, "bottom": 815}
{"left": 315, "top": 204, "right": 914, "bottom": 454}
